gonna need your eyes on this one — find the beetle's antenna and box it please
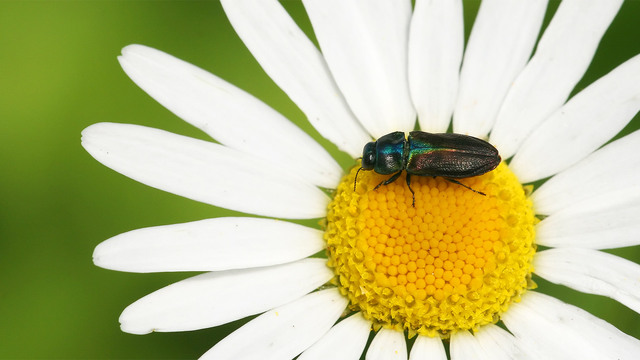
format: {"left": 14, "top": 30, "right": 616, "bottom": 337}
{"left": 354, "top": 167, "right": 363, "bottom": 191}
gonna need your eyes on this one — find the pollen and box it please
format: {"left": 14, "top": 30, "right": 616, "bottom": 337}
{"left": 324, "top": 162, "right": 536, "bottom": 338}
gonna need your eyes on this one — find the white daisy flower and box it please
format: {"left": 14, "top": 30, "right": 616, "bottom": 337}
{"left": 83, "top": 0, "right": 640, "bottom": 359}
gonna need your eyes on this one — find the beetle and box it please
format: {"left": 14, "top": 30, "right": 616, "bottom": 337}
{"left": 354, "top": 131, "right": 501, "bottom": 207}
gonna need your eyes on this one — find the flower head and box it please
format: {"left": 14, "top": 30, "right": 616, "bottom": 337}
{"left": 84, "top": 0, "right": 640, "bottom": 358}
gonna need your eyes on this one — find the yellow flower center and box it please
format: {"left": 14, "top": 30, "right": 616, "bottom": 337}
{"left": 324, "top": 162, "right": 536, "bottom": 338}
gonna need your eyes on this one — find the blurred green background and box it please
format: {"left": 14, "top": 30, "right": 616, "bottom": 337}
{"left": 1, "top": 1, "right": 639, "bottom": 359}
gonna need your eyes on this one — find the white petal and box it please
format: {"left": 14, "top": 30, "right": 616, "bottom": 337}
{"left": 408, "top": 0, "right": 463, "bottom": 133}
{"left": 366, "top": 328, "right": 407, "bottom": 360}
{"left": 298, "top": 313, "right": 370, "bottom": 360}
{"left": 81, "top": 123, "right": 329, "bottom": 219}
{"left": 409, "top": 335, "right": 446, "bottom": 360}
{"left": 118, "top": 44, "right": 342, "bottom": 188}
{"left": 200, "top": 288, "right": 348, "bottom": 360}
{"left": 220, "top": 0, "right": 369, "bottom": 157}
{"left": 502, "top": 291, "right": 640, "bottom": 359}
{"left": 450, "top": 331, "right": 482, "bottom": 360}
{"left": 536, "top": 199, "right": 640, "bottom": 249}
{"left": 474, "top": 324, "right": 535, "bottom": 360}
{"left": 531, "top": 130, "right": 640, "bottom": 215}
{"left": 93, "top": 217, "right": 324, "bottom": 272}
{"left": 303, "top": 0, "right": 416, "bottom": 137}
{"left": 450, "top": 327, "right": 527, "bottom": 360}
{"left": 510, "top": 54, "right": 640, "bottom": 183}
{"left": 476, "top": 324, "right": 534, "bottom": 360}
{"left": 453, "top": 0, "right": 547, "bottom": 137}
{"left": 119, "top": 258, "right": 333, "bottom": 334}
{"left": 535, "top": 248, "right": 640, "bottom": 314}
{"left": 490, "top": 0, "right": 623, "bottom": 158}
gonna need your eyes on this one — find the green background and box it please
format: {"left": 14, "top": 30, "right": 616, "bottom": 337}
{"left": 1, "top": 1, "right": 639, "bottom": 358}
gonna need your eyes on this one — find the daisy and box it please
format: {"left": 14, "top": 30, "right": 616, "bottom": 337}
{"left": 83, "top": 0, "right": 640, "bottom": 359}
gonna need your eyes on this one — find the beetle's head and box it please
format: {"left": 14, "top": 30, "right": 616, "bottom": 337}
{"left": 354, "top": 141, "right": 376, "bottom": 191}
{"left": 361, "top": 141, "right": 376, "bottom": 170}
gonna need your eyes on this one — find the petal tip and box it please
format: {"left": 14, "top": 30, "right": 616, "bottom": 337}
{"left": 80, "top": 122, "right": 113, "bottom": 149}
{"left": 120, "top": 44, "right": 148, "bottom": 56}
{"left": 119, "top": 307, "right": 155, "bottom": 335}
{"left": 119, "top": 322, "right": 153, "bottom": 335}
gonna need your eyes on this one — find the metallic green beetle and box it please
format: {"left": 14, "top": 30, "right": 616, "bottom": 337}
{"left": 354, "top": 131, "right": 501, "bottom": 206}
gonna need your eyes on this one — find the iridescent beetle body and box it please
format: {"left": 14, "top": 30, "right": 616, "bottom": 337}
{"left": 355, "top": 131, "right": 501, "bottom": 206}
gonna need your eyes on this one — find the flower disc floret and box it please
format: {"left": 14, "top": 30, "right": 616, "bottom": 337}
{"left": 325, "top": 162, "right": 536, "bottom": 337}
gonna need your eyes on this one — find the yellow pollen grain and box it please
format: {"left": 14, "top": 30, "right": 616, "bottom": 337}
{"left": 324, "top": 162, "right": 536, "bottom": 338}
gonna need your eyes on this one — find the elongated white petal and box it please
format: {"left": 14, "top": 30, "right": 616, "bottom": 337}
{"left": 409, "top": 335, "right": 446, "bottom": 360}
{"left": 490, "top": 0, "right": 623, "bottom": 158}
{"left": 298, "top": 313, "right": 370, "bottom": 360}
{"left": 366, "top": 328, "right": 407, "bottom": 360}
{"left": 118, "top": 45, "right": 341, "bottom": 188}
{"left": 502, "top": 292, "right": 640, "bottom": 359}
{"left": 532, "top": 130, "right": 640, "bottom": 215}
{"left": 450, "top": 327, "right": 527, "bottom": 360}
{"left": 408, "top": 0, "right": 463, "bottom": 133}
{"left": 510, "top": 54, "right": 640, "bottom": 183}
{"left": 119, "top": 258, "right": 333, "bottom": 334}
{"left": 476, "top": 324, "right": 534, "bottom": 360}
{"left": 303, "top": 0, "right": 415, "bottom": 137}
{"left": 453, "top": 0, "right": 547, "bottom": 137}
{"left": 81, "top": 123, "right": 329, "bottom": 219}
{"left": 536, "top": 200, "right": 640, "bottom": 249}
{"left": 535, "top": 248, "right": 640, "bottom": 314}
{"left": 220, "top": 0, "right": 369, "bottom": 157}
{"left": 450, "top": 331, "right": 481, "bottom": 360}
{"left": 200, "top": 289, "right": 347, "bottom": 360}
{"left": 93, "top": 217, "right": 324, "bottom": 272}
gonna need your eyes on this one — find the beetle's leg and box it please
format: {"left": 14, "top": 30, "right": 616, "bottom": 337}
{"left": 406, "top": 173, "right": 416, "bottom": 207}
{"left": 445, "top": 178, "right": 486, "bottom": 196}
{"left": 373, "top": 171, "right": 403, "bottom": 190}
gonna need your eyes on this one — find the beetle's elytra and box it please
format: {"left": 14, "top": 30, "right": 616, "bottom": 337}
{"left": 354, "top": 131, "right": 501, "bottom": 207}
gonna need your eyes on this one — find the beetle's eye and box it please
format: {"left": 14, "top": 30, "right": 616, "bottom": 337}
{"left": 364, "top": 152, "right": 375, "bottom": 165}
{"left": 361, "top": 142, "right": 376, "bottom": 170}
